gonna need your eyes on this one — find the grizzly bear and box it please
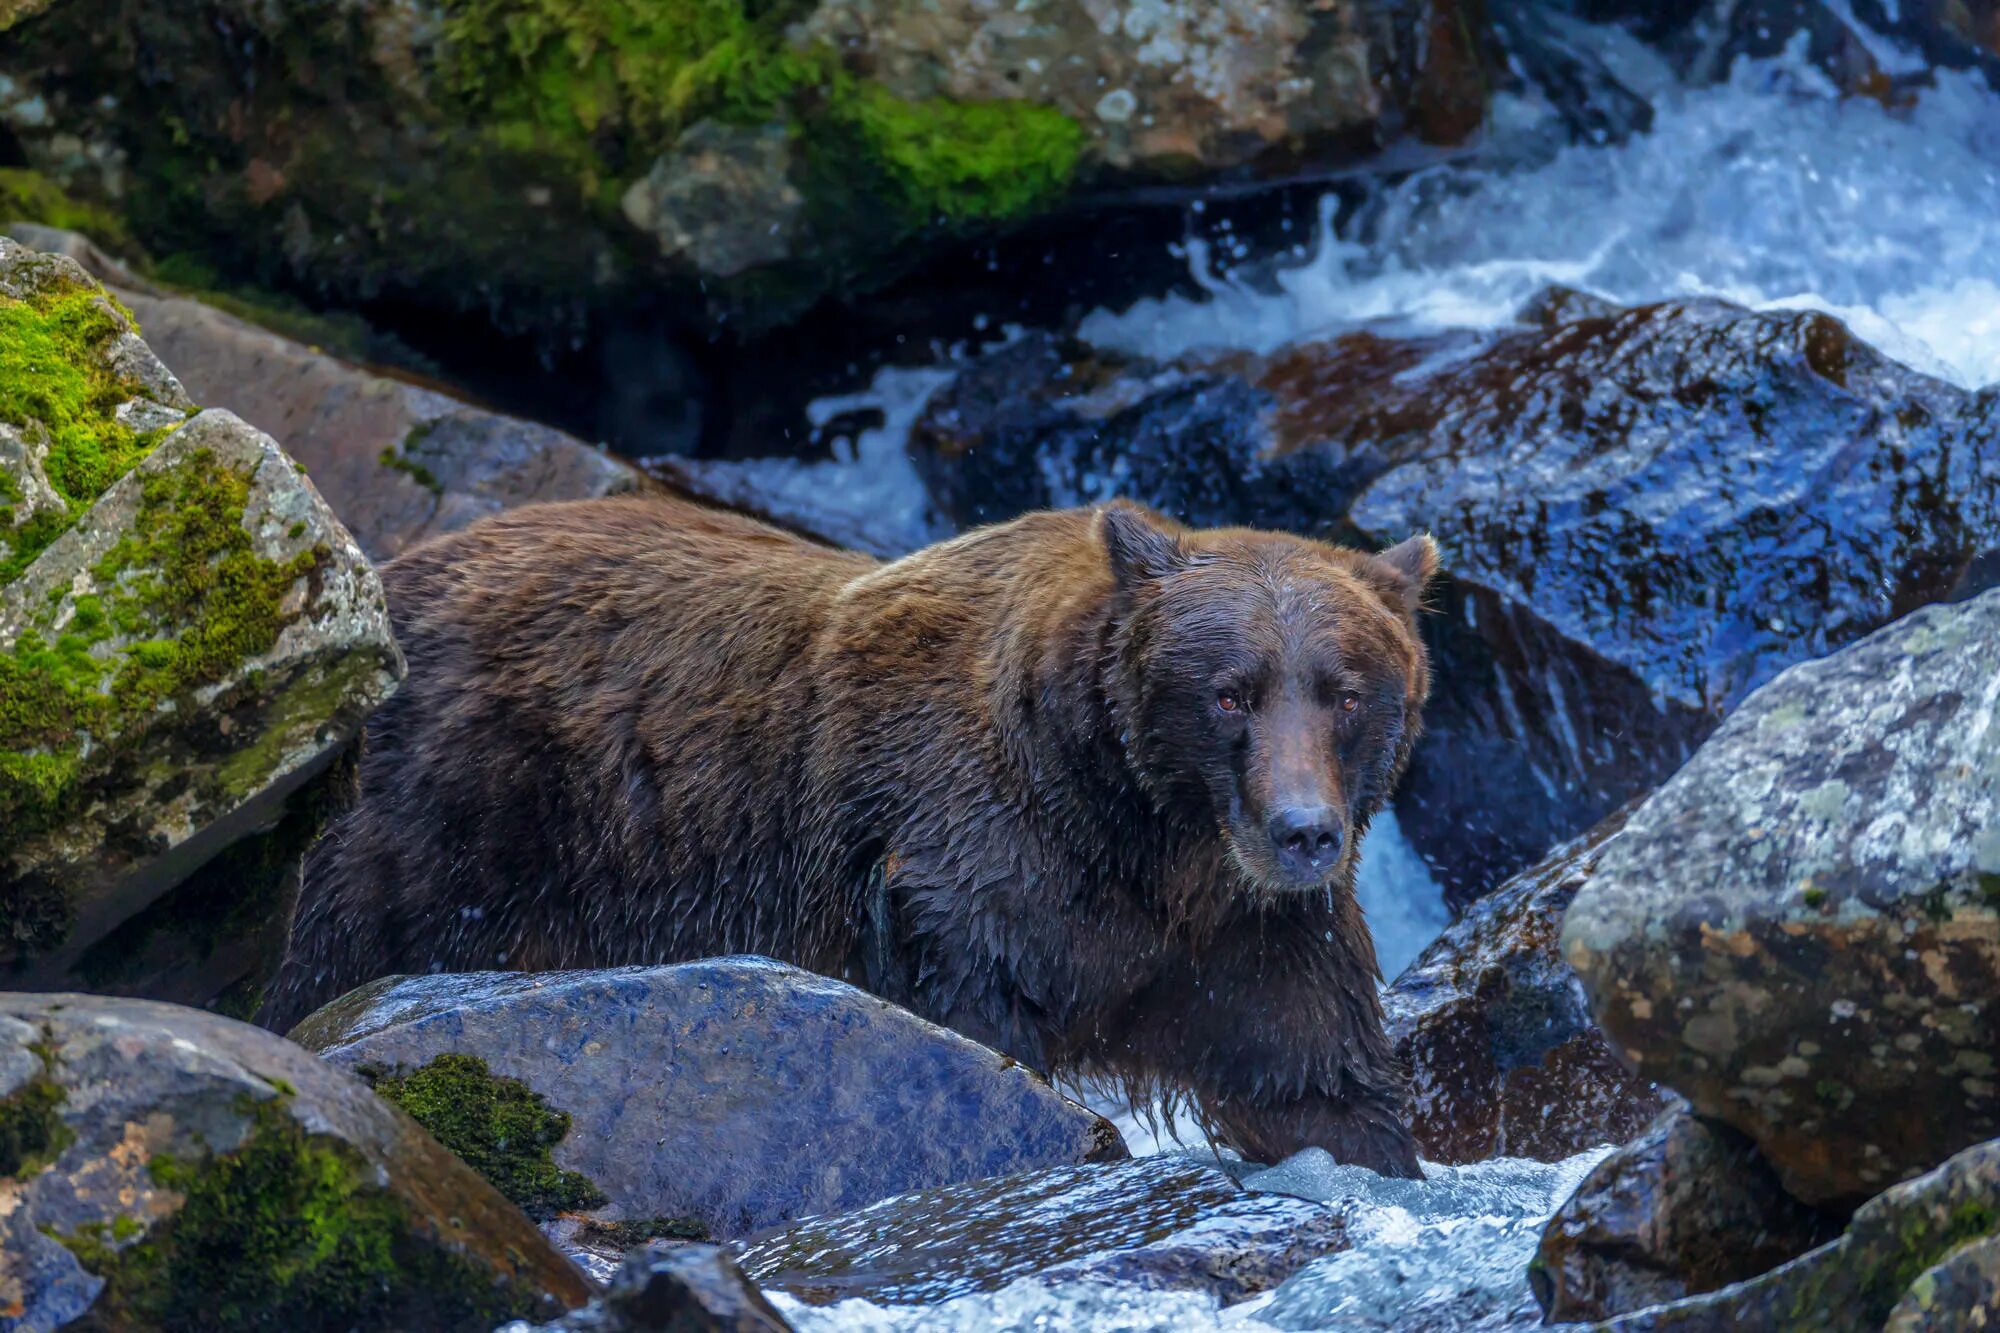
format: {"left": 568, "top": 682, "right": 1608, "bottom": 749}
{"left": 264, "top": 497, "right": 1439, "bottom": 1174}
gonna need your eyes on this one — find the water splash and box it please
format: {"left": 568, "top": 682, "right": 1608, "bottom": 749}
{"left": 1082, "top": 35, "right": 2000, "bottom": 389}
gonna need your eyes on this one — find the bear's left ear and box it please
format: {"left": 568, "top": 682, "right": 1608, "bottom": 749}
{"left": 1368, "top": 533, "right": 1440, "bottom": 614}
{"left": 1100, "top": 501, "right": 1186, "bottom": 590}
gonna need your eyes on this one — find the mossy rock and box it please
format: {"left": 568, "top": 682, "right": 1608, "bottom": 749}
{"left": 0, "top": 0, "right": 1495, "bottom": 338}
{"left": 0, "top": 992, "right": 592, "bottom": 1331}
{"left": 0, "top": 235, "right": 404, "bottom": 1005}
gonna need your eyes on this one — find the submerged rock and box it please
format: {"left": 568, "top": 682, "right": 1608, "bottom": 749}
{"left": 909, "top": 296, "right": 2000, "bottom": 901}
{"left": 6, "top": 223, "right": 650, "bottom": 562}
{"left": 1531, "top": 1104, "right": 1839, "bottom": 1323}
{"left": 289, "top": 959, "right": 1124, "bottom": 1241}
{"left": 1564, "top": 588, "right": 2000, "bottom": 1208}
{"left": 1382, "top": 811, "right": 1666, "bottom": 1165}
{"left": 736, "top": 1154, "right": 1344, "bottom": 1307}
{"left": 1596, "top": 1137, "right": 2000, "bottom": 1332}
{"left": 0, "top": 237, "right": 403, "bottom": 1008}
{"left": 507, "top": 1243, "right": 793, "bottom": 1332}
{"left": 0, "top": 991, "right": 591, "bottom": 1331}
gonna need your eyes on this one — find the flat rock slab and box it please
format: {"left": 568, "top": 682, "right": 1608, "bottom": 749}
{"left": 291, "top": 958, "right": 1125, "bottom": 1241}
{"left": 1565, "top": 589, "right": 2000, "bottom": 1207}
{"left": 735, "top": 1154, "right": 1346, "bottom": 1307}
{"left": 1383, "top": 810, "right": 1666, "bottom": 1165}
{"left": 0, "top": 991, "right": 591, "bottom": 1331}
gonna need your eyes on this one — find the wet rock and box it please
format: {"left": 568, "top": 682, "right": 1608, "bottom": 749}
{"left": 0, "top": 0, "right": 1503, "bottom": 338}
{"left": 910, "top": 296, "right": 2000, "bottom": 901}
{"left": 289, "top": 958, "right": 1125, "bottom": 1241}
{"left": 1383, "top": 811, "right": 1667, "bottom": 1165}
{"left": 0, "top": 991, "right": 591, "bottom": 1331}
{"left": 0, "top": 237, "right": 403, "bottom": 1007}
{"left": 1531, "top": 1104, "right": 1839, "bottom": 1322}
{"left": 736, "top": 1154, "right": 1345, "bottom": 1307}
{"left": 507, "top": 1243, "right": 793, "bottom": 1332}
{"left": 1596, "top": 1137, "right": 2000, "bottom": 1332}
{"left": 1564, "top": 588, "right": 2000, "bottom": 1208}
{"left": 7, "top": 223, "right": 650, "bottom": 561}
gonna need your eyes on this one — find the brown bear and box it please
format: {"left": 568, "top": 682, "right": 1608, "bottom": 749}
{"left": 264, "top": 496, "right": 1439, "bottom": 1174}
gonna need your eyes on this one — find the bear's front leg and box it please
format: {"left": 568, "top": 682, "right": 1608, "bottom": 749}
{"left": 1111, "top": 900, "right": 1422, "bottom": 1176}
{"left": 1206, "top": 1086, "right": 1422, "bottom": 1177}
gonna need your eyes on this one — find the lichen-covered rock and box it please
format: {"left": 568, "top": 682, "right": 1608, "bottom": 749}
{"left": 1595, "top": 1137, "right": 2000, "bottom": 1332}
{"left": 902, "top": 295, "right": 2000, "bottom": 903}
{"left": 1530, "top": 1104, "right": 1838, "bottom": 1323}
{"left": 0, "top": 991, "right": 591, "bottom": 1331}
{"left": 289, "top": 959, "right": 1126, "bottom": 1241}
{"left": 0, "top": 237, "right": 404, "bottom": 1006}
{"left": 1563, "top": 588, "right": 2000, "bottom": 1209}
{"left": 506, "top": 1244, "right": 793, "bottom": 1333}
{"left": 1382, "top": 812, "right": 1667, "bottom": 1165}
{"left": 735, "top": 1154, "right": 1345, "bottom": 1307}
{"left": 7, "top": 223, "right": 651, "bottom": 561}
{"left": 0, "top": 0, "right": 1508, "bottom": 339}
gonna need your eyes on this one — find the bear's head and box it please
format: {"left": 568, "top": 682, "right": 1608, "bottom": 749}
{"left": 1101, "top": 502, "right": 1438, "bottom": 896}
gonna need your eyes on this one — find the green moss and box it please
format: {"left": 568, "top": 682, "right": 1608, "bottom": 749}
{"left": 362, "top": 1054, "right": 606, "bottom": 1221}
{"left": 379, "top": 442, "right": 443, "bottom": 495}
{"left": 0, "top": 272, "right": 167, "bottom": 583}
{"left": 0, "top": 445, "right": 325, "bottom": 843}
{"left": 835, "top": 84, "right": 1083, "bottom": 223}
{"left": 0, "top": 168, "right": 137, "bottom": 254}
{"left": 436, "top": 0, "right": 1080, "bottom": 227}
{"left": 0, "top": 1034, "right": 74, "bottom": 1179}
{"left": 53, "top": 1095, "right": 540, "bottom": 1332}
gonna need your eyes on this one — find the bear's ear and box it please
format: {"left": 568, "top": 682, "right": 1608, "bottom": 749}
{"left": 1368, "top": 532, "right": 1440, "bottom": 614}
{"left": 1100, "top": 501, "right": 1186, "bottom": 589}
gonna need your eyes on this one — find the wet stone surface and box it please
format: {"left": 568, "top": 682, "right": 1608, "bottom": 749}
{"left": 735, "top": 1154, "right": 1346, "bottom": 1308}
{"left": 1565, "top": 587, "right": 2000, "bottom": 1208}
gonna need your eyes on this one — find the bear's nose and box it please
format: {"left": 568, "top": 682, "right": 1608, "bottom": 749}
{"left": 1269, "top": 806, "right": 1342, "bottom": 879}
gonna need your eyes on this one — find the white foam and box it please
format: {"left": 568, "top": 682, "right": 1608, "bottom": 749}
{"left": 1354, "top": 809, "right": 1451, "bottom": 982}
{"left": 1082, "top": 36, "right": 2000, "bottom": 390}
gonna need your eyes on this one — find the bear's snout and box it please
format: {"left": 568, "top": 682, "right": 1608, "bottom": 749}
{"left": 1267, "top": 805, "right": 1344, "bottom": 881}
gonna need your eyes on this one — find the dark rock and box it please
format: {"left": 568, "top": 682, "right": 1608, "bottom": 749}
{"left": 1564, "top": 589, "right": 2000, "bottom": 1208}
{"left": 1, "top": 237, "right": 404, "bottom": 1010}
{"left": 1531, "top": 1104, "right": 1840, "bottom": 1322}
{"left": 736, "top": 1154, "right": 1345, "bottom": 1307}
{"left": 8, "top": 224, "right": 651, "bottom": 562}
{"left": 1383, "top": 811, "right": 1667, "bottom": 1165}
{"left": 508, "top": 1243, "right": 793, "bottom": 1333}
{"left": 1595, "top": 1137, "right": 2000, "bottom": 1332}
{"left": 289, "top": 959, "right": 1125, "bottom": 1241}
{"left": 0, "top": 991, "right": 591, "bottom": 1331}
{"left": 908, "top": 297, "right": 2000, "bottom": 903}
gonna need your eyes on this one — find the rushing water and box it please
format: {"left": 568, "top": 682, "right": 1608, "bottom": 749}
{"left": 687, "top": 18, "right": 2000, "bottom": 1331}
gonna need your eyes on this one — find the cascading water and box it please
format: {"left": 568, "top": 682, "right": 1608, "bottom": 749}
{"left": 696, "top": 16, "right": 1997, "bottom": 1330}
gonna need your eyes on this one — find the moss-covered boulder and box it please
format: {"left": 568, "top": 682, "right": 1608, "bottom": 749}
{"left": 289, "top": 958, "right": 1125, "bottom": 1242}
{"left": 1591, "top": 1136, "right": 2000, "bottom": 1332}
{"left": 9, "top": 222, "right": 653, "bottom": 562}
{"left": 0, "top": 236, "right": 404, "bottom": 1005}
{"left": 0, "top": 991, "right": 592, "bottom": 1331}
{"left": 1564, "top": 588, "right": 2000, "bottom": 1209}
{"left": 0, "top": 0, "right": 1497, "bottom": 338}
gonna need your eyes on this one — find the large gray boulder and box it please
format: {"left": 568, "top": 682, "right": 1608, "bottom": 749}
{"left": 289, "top": 959, "right": 1125, "bottom": 1241}
{"left": 0, "top": 236, "right": 403, "bottom": 1008}
{"left": 1564, "top": 589, "right": 2000, "bottom": 1208}
{"left": 0, "top": 991, "right": 592, "bottom": 1331}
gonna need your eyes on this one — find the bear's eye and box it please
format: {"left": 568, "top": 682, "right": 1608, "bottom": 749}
{"left": 1216, "top": 690, "right": 1242, "bottom": 714}
{"left": 1339, "top": 693, "right": 1361, "bottom": 715}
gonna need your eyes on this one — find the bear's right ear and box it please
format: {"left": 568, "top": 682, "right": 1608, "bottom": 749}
{"left": 1100, "top": 501, "right": 1186, "bottom": 590}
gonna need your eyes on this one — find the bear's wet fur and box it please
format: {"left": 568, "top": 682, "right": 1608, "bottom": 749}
{"left": 265, "top": 497, "right": 1439, "bottom": 1173}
